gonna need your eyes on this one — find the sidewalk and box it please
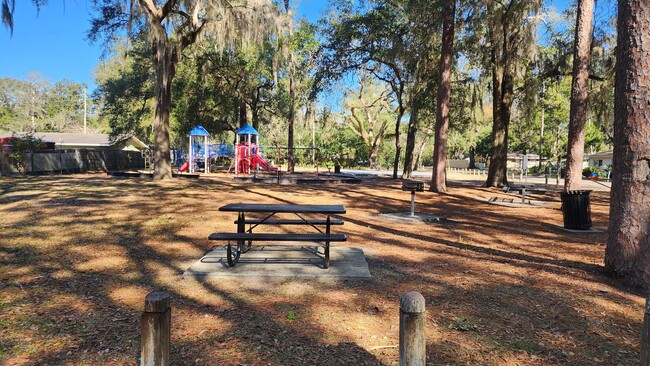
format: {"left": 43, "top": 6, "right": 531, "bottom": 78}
{"left": 341, "top": 168, "right": 612, "bottom": 192}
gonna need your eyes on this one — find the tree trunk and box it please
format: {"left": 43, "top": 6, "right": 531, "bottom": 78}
{"left": 564, "top": 0, "right": 595, "bottom": 191}
{"left": 392, "top": 103, "right": 405, "bottom": 179}
{"left": 538, "top": 100, "right": 545, "bottom": 169}
{"left": 252, "top": 89, "right": 260, "bottom": 131}
{"left": 239, "top": 99, "right": 247, "bottom": 127}
{"left": 414, "top": 139, "right": 427, "bottom": 172}
{"left": 605, "top": 0, "right": 650, "bottom": 288}
{"left": 251, "top": 105, "right": 259, "bottom": 131}
{"left": 285, "top": 0, "right": 295, "bottom": 173}
{"left": 152, "top": 35, "right": 176, "bottom": 180}
{"left": 369, "top": 147, "right": 379, "bottom": 169}
{"left": 469, "top": 146, "right": 476, "bottom": 169}
{"left": 486, "top": 48, "right": 507, "bottom": 187}
{"left": 403, "top": 104, "right": 419, "bottom": 178}
{"left": 431, "top": 0, "right": 456, "bottom": 192}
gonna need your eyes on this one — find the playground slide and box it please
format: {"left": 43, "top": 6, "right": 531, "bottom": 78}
{"left": 251, "top": 153, "right": 277, "bottom": 172}
{"left": 179, "top": 162, "right": 189, "bottom": 172}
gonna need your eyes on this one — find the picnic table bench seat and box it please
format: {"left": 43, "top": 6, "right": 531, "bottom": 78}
{"left": 208, "top": 232, "right": 347, "bottom": 268}
{"left": 208, "top": 232, "right": 347, "bottom": 242}
{"left": 234, "top": 219, "right": 344, "bottom": 226}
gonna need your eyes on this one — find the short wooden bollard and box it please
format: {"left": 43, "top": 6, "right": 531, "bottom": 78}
{"left": 399, "top": 292, "right": 426, "bottom": 366}
{"left": 141, "top": 291, "right": 171, "bottom": 366}
{"left": 641, "top": 294, "right": 650, "bottom": 365}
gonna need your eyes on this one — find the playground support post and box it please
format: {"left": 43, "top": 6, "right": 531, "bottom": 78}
{"left": 235, "top": 134, "right": 240, "bottom": 176}
{"left": 204, "top": 135, "right": 209, "bottom": 173}
{"left": 188, "top": 135, "right": 193, "bottom": 173}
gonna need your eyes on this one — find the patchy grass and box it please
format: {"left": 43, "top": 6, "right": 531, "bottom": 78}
{"left": 0, "top": 172, "right": 643, "bottom": 365}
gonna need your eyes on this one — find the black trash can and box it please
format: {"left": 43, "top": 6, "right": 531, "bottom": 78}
{"left": 560, "top": 190, "right": 592, "bottom": 230}
{"left": 334, "top": 165, "right": 341, "bottom": 174}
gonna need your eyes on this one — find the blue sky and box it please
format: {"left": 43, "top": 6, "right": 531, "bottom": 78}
{"left": 0, "top": 0, "right": 327, "bottom": 91}
{"left": 0, "top": 0, "right": 578, "bottom": 93}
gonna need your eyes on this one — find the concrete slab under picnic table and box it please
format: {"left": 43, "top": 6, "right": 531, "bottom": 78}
{"left": 183, "top": 245, "right": 372, "bottom": 280}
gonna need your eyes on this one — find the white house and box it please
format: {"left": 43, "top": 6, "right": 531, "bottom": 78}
{"left": 588, "top": 150, "right": 613, "bottom": 169}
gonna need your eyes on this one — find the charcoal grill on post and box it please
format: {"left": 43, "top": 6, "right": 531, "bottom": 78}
{"left": 402, "top": 181, "right": 425, "bottom": 217}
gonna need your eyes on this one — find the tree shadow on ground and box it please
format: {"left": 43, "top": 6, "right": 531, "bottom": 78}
{"left": 0, "top": 174, "right": 642, "bottom": 365}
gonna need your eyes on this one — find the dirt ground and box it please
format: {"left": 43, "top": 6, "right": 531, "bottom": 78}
{"left": 0, "top": 172, "right": 644, "bottom": 365}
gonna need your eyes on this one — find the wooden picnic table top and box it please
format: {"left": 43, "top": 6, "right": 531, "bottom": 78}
{"left": 219, "top": 203, "right": 346, "bottom": 214}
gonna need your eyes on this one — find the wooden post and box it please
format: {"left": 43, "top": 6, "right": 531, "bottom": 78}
{"left": 641, "top": 294, "right": 650, "bottom": 365}
{"left": 399, "top": 292, "right": 426, "bottom": 366}
{"left": 141, "top": 291, "right": 171, "bottom": 366}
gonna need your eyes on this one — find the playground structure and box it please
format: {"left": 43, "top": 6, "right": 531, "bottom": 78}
{"left": 186, "top": 125, "right": 210, "bottom": 173}
{"left": 228, "top": 124, "right": 277, "bottom": 175}
{"left": 174, "top": 124, "right": 339, "bottom": 179}
{"left": 178, "top": 126, "right": 235, "bottom": 173}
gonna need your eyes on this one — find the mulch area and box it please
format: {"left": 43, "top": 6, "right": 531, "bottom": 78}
{"left": 0, "top": 172, "right": 643, "bottom": 365}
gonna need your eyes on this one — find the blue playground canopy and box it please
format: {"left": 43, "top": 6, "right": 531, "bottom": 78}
{"left": 236, "top": 124, "right": 259, "bottom": 136}
{"left": 189, "top": 125, "right": 210, "bottom": 136}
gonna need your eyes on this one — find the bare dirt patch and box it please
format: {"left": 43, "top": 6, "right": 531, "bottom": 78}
{"left": 0, "top": 173, "right": 642, "bottom": 365}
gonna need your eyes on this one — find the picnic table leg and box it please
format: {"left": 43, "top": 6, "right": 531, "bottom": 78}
{"left": 241, "top": 212, "right": 253, "bottom": 253}
{"left": 226, "top": 240, "right": 241, "bottom": 267}
{"left": 237, "top": 212, "right": 244, "bottom": 246}
{"left": 226, "top": 213, "right": 245, "bottom": 267}
{"left": 324, "top": 215, "right": 331, "bottom": 269}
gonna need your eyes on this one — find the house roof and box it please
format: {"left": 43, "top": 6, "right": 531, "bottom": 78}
{"left": 0, "top": 132, "right": 148, "bottom": 149}
{"left": 588, "top": 150, "right": 613, "bottom": 159}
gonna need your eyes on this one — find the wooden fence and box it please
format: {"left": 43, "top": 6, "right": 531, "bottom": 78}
{"left": 0, "top": 149, "right": 144, "bottom": 176}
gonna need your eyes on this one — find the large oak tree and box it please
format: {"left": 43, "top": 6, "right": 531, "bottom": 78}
{"left": 478, "top": 0, "right": 540, "bottom": 187}
{"left": 89, "top": 0, "right": 275, "bottom": 180}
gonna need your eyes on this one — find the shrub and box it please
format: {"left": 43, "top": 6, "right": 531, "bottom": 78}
{"left": 583, "top": 166, "right": 603, "bottom": 177}
{"left": 7, "top": 133, "right": 44, "bottom": 175}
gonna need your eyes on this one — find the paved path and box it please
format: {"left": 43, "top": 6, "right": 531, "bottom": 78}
{"left": 341, "top": 168, "right": 612, "bottom": 192}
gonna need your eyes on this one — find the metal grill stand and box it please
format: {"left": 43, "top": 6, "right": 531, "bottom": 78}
{"left": 402, "top": 181, "right": 425, "bottom": 217}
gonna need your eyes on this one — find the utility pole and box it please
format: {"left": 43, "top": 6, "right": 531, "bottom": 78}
{"left": 311, "top": 112, "right": 315, "bottom": 164}
{"left": 83, "top": 88, "right": 87, "bottom": 134}
{"left": 539, "top": 81, "right": 545, "bottom": 169}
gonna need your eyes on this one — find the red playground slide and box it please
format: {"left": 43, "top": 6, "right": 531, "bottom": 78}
{"left": 251, "top": 154, "right": 277, "bottom": 172}
{"left": 179, "top": 162, "right": 189, "bottom": 172}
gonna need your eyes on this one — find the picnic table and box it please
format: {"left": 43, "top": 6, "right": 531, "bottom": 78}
{"left": 209, "top": 204, "right": 347, "bottom": 269}
{"left": 503, "top": 183, "right": 536, "bottom": 203}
